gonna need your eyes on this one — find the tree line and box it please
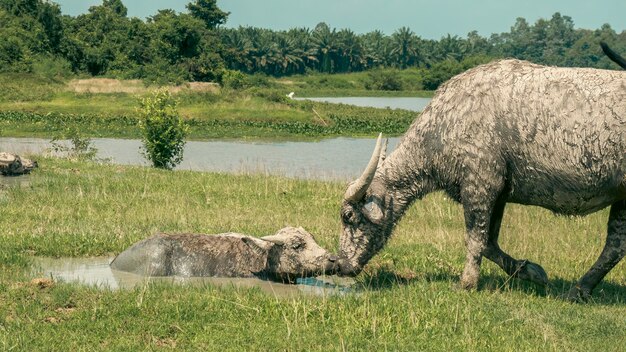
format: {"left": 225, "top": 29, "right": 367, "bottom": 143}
{"left": 1, "top": 0, "right": 624, "bottom": 88}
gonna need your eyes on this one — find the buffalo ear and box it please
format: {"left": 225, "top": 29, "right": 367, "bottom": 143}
{"left": 260, "top": 234, "right": 286, "bottom": 246}
{"left": 242, "top": 237, "right": 272, "bottom": 256}
{"left": 362, "top": 199, "right": 384, "bottom": 225}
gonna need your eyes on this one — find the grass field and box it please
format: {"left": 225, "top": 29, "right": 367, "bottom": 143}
{"left": 1, "top": 158, "right": 625, "bottom": 350}
{"left": 0, "top": 73, "right": 431, "bottom": 141}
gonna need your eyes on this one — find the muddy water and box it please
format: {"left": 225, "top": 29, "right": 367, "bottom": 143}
{"left": 0, "top": 174, "right": 31, "bottom": 188}
{"left": 31, "top": 257, "right": 354, "bottom": 297}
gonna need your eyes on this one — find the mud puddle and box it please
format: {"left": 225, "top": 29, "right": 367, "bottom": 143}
{"left": 31, "top": 257, "right": 354, "bottom": 297}
{"left": 0, "top": 174, "right": 31, "bottom": 188}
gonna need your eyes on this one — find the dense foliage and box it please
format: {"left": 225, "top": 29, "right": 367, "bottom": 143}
{"left": 1, "top": 0, "right": 625, "bottom": 89}
{"left": 138, "top": 89, "right": 188, "bottom": 169}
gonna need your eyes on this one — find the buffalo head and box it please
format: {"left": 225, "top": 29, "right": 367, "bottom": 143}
{"left": 337, "top": 134, "right": 395, "bottom": 276}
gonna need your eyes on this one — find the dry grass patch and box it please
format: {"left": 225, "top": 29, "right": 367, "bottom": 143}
{"left": 66, "top": 79, "right": 220, "bottom": 94}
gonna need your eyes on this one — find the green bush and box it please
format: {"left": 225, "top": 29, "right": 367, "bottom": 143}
{"left": 0, "top": 73, "right": 61, "bottom": 102}
{"left": 421, "top": 59, "right": 464, "bottom": 90}
{"left": 221, "top": 69, "right": 246, "bottom": 89}
{"left": 244, "top": 73, "right": 273, "bottom": 88}
{"left": 365, "top": 69, "right": 404, "bottom": 91}
{"left": 31, "top": 55, "right": 73, "bottom": 79}
{"left": 421, "top": 56, "right": 493, "bottom": 90}
{"left": 137, "top": 89, "right": 188, "bottom": 169}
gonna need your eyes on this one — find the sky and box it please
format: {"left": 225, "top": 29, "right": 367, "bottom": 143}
{"left": 54, "top": 0, "right": 625, "bottom": 39}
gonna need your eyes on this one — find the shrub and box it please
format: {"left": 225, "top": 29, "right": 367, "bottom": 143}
{"left": 244, "top": 73, "right": 273, "bottom": 88}
{"left": 221, "top": 69, "right": 246, "bottom": 89}
{"left": 31, "top": 55, "right": 73, "bottom": 79}
{"left": 50, "top": 126, "right": 98, "bottom": 161}
{"left": 137, "top": 89, "right": 188, "bottom": 169}
{"left": 365, "top": 69, "right": 404, "bottom": 91}
{"left": 421, "top": 59, "right": 463, "bottom": 90}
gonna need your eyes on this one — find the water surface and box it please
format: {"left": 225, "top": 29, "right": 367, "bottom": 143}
{"left": 0, "top": 137, "right": 401, "bottom": 180}
{"left": 296, "top": 96, "right": 431, "bottom": 112}
{"left": 31, "top": 257, "right": 354, "bottom": 297}
{"left": 0, "top": 96, "right": 431, "bottom": 180}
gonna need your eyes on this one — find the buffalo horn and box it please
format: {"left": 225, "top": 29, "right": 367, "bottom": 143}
{"left": 344, "top": 133, "right": 383, "bottom": 202}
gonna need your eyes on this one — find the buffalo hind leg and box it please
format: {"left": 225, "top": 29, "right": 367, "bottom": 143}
{"left": 483, "top": 196, "right": 548, "bottom": 286}
{"left": 567, "top": 200, "right": 626, "bottom": 302}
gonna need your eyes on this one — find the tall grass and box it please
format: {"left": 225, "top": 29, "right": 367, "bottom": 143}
{"left": 0, "top": 158, "right": 625, "bottom": 350}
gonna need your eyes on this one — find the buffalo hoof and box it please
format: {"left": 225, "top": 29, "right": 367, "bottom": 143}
{"left": 564, "top": 285, "right": 591, "bottom": 303}
{"left": 515, "top": 260, "right": 548, "bottom": 286}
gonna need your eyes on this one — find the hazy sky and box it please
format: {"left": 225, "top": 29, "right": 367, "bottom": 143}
{"left": 55, "top": 0, "right": 625, "bottom": 39}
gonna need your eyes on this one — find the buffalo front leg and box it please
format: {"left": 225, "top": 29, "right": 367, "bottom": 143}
{"left": 483, "top": 196, "right": 548, "bottom": 286}
{"left": 458, "top": 154, "right": 508, "bottom": 290}
{"left": 567, "top": 200, "right": 626, "bottom": 302}
{"left": 459, "top": 204, "right": 492, "bottom": 290}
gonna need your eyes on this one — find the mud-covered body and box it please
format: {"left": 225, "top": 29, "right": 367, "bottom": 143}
{"left": 111, "top": 233, "right": 269, "bottom": 277}
{"left": 111, "top": 227, "right": 337, "bottom": 281}
{"left": 339, "top": 59, "right": 626, "bottom": 301}
{"left": 408, "top": 60, "right": 626, "bottom": 215}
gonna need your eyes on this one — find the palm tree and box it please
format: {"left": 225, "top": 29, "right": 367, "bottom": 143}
{"left": 390, "top": 26, "right": 421, "bottom": 68}
{"left": 436, "top": 34, "right": 464, "bottom": 61}
{"left": 311, "top": 22, "right": 338, "bottom": 73}
{"left": 220, "top": 27, "right": 253, "bottom": 72}
{"left": 274, "top": 34, "right": 304, "bottom": 75}
{"left": 336, "top": 29, "right": 365, "bottom": 72}
{"left": 286, "top": 27, "right": 318, "bottom": 71}
{"left": 362, "top": 30, "right": 390, "bottom": 68}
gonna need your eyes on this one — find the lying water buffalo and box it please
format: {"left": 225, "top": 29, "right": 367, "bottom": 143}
{"left": 110, "top": 227, "right": 338, "bottom": 282}
{"left": 0, "top": 152, "right": 37, "bottom": 176}
{"left": 337, "top": 59, "right": 625, "bottom": 301}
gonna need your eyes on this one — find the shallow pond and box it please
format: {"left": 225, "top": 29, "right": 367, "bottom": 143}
{"left": 0, "top": 136, "right": 401, "bottom": 180}
{"left": 31, "top": 257, "right": 354, "bottom": 297}
{"left": 0, "top": 174, "right": 31, "bottom": 188}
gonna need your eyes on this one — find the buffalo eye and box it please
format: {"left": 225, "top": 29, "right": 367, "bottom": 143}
{"left": 291, "top": 239, "right": 305, "bottom": 250}
{"left": 342, "top": 208, "right": 355, "bottom": 224}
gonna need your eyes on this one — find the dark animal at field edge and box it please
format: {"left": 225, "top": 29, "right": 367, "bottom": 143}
{"left": 337, "top": 59, "right": 626, "bottom": 302}
{"left": 110, "top": 227, "right": 338, "bottom": 282}
{"left": 0, "top": 152, "right": 37, "bottom": 176}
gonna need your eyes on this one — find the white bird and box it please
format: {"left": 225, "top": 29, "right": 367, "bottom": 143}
{"left": 286, "top": 92, "right": 295, "bottom": 99}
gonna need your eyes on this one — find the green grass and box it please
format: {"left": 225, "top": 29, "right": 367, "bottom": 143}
{"left": 273, "top": 68, "right": 431, "bottom": 96}
{"left": 0, "top": 99, "right": 418, "bottom": 140}
{"left": 1, "top": 158, "right": 625, "bottom": 350}
{"left": 0, "top": 72, "right": 433, "bottom": 140}
{"left": 0, "top": 72, "right": 63, "bottom": 103}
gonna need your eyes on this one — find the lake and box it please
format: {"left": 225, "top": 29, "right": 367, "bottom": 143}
{"left": 0, "top": 96, "right": 430, "bottom": 181}
{"left": 295, "top": 96, "right": 432, "bottom": 112}
{"left": 0, "top": 136, "right": 400, "bottom": 180}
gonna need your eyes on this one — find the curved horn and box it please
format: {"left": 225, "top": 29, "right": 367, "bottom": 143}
{"left": 344, "top": 133, "right": 383, "bottom": 202}
{"left": 379, "top": 138, "right": 388, "bottom": 164}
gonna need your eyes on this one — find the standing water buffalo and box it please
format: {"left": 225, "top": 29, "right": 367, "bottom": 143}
{"left": 110, "top": 227, "right": 338, "bottom": 282}
{"left": 337, "top": 59, "right": 626, "bottom": 301}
